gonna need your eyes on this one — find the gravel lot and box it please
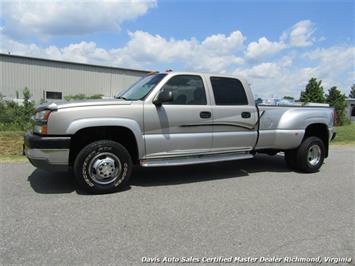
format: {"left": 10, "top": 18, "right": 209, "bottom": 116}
{"left": 1, "top": 147, "right": 354, "bottom": 265}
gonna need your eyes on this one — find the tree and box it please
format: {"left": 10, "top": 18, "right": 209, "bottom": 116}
{"left": 23, "top": 87, "right": 33, "bottom": 109}
{"left": 22, "top": 87, "right": 35, "bottom": 119}
{"left": 326, "top": 86, "right": 348, "bottom": 126}
{"left": 255, "top": 98, "right": 263, "bottom": 105}
{"left": 283, "top": 96, "right": 294, "bottom": 100}
{"left": 349, "top": 84, "right": 355, "bottom": 98}
{"left": 300, "top": 78, "right": 326, "bottom": 103}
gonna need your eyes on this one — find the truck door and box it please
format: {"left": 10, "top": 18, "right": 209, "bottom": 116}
{"left": 143, "top": 74, "right": 213, "bottom": 158}
{"left": 208, "top": 76, "right": 258, "bottom": 152}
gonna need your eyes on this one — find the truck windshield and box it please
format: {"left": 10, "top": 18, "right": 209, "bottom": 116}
{"left": 115, "top": 73, "right": 167, "bottom": 100}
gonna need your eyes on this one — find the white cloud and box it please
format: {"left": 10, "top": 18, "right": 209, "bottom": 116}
{"left": 0, "top": 29, "right": 245, "bottom": 73}
{"left": 201, "top": 31, "right": 245, "bottom": 55}
{"left": 235, "top": 63, "right": 318, "bottom": 98}
{"left": 237, "top": 62, "right": 281, "bottom": 79}
{"left": 245, "top": 37, "right": 285, "bottom": 60}
{"left": 303, "top": 46, "right": 355, "bottom": 90}
{"left": 56, "top": 42, "right": 112, "bottom": 63}
{"left": 1, "top": 0, "right": 157, "bottom": 38}
{"left": 279, "top": 56, "right": 293, "bottom": 68}
{"left": 111, "top": 30, "right": 245, "bottom": 72}
{"left": 0, "top": 30, "right": 113, "bottom": 64}
{"left": 1, "top": 19, "right": 354, "bottom": 98}
{"left": 282, "top": 20, "right": 316, "bottom": 47}
{"left": 235, "top": 46, "right": 354, "bottom": 98}
{"left": 112, "top": 31, "right": 195, "bottom": 65}
{"left": 244, "top": 20, "right": 317, "bottom": 61}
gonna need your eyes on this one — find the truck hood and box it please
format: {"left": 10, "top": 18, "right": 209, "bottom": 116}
{"left": 36, "top": 99, "right": 133, "bottom": 111}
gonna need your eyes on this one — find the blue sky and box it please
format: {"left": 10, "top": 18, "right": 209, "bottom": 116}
{"left": 0, "top": 0, "right": 354, "bottom": 98}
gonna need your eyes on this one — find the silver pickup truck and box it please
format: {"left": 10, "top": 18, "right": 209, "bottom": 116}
{"left": 24, "top": 71, "right": 336, "bottom": 193}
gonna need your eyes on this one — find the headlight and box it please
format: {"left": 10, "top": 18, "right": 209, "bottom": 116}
{"left": 33, "top": 110, "right": 51, "bottom": 135}
{"left": 35, "top": 110, "right": 51, "bottom": 121}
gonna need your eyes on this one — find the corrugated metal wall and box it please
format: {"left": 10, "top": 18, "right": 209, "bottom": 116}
{"left": 0, "top": 54, "right": 148, "bottom": 102}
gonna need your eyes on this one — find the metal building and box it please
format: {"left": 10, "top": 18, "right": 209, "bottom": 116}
{"left": 0, "top": 53, "right": 149, "bottom": 102}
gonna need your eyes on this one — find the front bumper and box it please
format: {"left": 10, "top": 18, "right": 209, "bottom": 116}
{"left": 24, "top": 132, "right": 71, "bottom": 171}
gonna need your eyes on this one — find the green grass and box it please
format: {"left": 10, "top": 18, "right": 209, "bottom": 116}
{"left": 0, "top": 131, "right": 26, "bottom": 162}
{"left": 331, "top": 122, "right": 355, "bottom": 145}
{"left": 0, "top": 155, "right": 27, "bottom": 162}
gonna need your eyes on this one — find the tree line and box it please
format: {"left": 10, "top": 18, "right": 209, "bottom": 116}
{"left": 300, "top": 78, "right": 352, "bottom": 126}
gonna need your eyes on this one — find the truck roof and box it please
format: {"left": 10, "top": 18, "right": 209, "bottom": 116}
{"left": 158, "top": 71, "right": 249, "bottom": 84}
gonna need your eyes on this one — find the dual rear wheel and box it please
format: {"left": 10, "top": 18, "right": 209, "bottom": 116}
{"left": 285, "top": 136, "right": 325, "bottom": 173}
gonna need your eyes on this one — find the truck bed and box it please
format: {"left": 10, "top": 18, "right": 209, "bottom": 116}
{"left": 256, "top": 105, "right": 334, "bottom": 150}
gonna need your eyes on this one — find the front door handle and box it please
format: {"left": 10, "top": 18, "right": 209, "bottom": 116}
{"left": 200, "top": 111, "right": 211, "bottom": 119}
{"left": 241, "top": 112, "right": 251, "bottom": 118}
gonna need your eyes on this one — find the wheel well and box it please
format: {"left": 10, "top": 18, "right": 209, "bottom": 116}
{"left": 69, "top": 126, "right": 139, "bottom": 165}
{"left": 304, "top": 123, "right": 329, "bottom": 157}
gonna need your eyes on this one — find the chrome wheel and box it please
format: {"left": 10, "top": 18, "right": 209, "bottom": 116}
{"left": 307, "top": 145, "right": 321, "bottom": 166}
{"left": 88, "top": 152, "right": 122, "bottom": 185}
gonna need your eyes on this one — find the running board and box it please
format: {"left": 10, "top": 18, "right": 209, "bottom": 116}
{"left": 140, "top": 152, "right": 254, "bottom": 167}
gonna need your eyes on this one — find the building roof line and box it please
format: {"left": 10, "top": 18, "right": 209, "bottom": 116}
{"left": 0, "top": 53, "right": 151, "bottom": 74}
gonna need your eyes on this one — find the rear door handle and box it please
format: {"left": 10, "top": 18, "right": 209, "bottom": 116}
{"left": 241, "top": 112, "right": 251, "bottom": 118}
{"left": 200, "top": 111, "right": 211, "bottom": 119}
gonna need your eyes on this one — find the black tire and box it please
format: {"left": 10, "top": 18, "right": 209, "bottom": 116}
{"left": 284, "top": 149, "right": 297, "bottom": 170}
{"left": 74, "top": 140, "right": 132, "bottom": 194}
{"left": 295, "top": 136, "right": 325, "bottom": 173}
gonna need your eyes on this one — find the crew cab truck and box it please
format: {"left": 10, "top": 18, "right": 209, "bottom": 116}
{"left": 24, "top": 72, "right": 336, "bottom": 193}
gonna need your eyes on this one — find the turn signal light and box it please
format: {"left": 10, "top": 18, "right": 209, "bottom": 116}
{"left": 33, "top": 125, "right": 48, "bottom": 135}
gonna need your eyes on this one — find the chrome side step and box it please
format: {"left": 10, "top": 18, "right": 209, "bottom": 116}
{"left": 140, "top": 152, "right": 254, "bottom": 167}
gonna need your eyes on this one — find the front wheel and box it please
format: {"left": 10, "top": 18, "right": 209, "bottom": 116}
{"left": 74, "top": 140, "right": 132, "bottom": 193}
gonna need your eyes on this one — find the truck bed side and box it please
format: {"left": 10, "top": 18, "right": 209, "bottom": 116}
{"left": 256, "top": 106, "right": 335, "bottom": 150}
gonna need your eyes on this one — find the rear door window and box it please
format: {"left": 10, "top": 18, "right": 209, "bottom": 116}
{"left": 210, "top": 77, "right": 248, "bottom": 105}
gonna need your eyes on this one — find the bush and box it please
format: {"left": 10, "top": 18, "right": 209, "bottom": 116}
{"left": 0, "top": 90, "right": 104, "bottom": 131}
{"left": 0, "top": 88, "right": 35, "bottom": 131}
{"left": 64, "top": 93, "right": 103, "bottom": 101}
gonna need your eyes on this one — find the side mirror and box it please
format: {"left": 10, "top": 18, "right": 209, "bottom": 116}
{"left": 153, "top": 90, "right": 174, "bottom": 106}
